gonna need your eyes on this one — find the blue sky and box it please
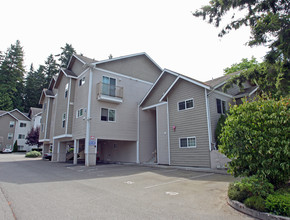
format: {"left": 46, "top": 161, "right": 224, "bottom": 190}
{"left": 0, "top": 0, "right": 268, "bottom": 81}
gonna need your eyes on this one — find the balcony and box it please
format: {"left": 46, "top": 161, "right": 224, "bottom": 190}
{"left": 96, "top": 82, "right": 123, "bottom": 104}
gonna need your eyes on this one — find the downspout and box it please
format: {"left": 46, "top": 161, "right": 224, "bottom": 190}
{"left": 85, "top": 66, "right": 93, "bottom": 166}
{"left": 66, "top": 78, "right": 72, "bottom": 134}
{"left": 205, "top": 89, "right": 212, "bottom": 151}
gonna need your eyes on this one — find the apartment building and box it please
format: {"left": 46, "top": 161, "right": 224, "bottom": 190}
{"left": 0, "top": 109, "right": 36, "bottom": 152}
{"left": 39, "top": 52, "right": 257, "bottom": 168}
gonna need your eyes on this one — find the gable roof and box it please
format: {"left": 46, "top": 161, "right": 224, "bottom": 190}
{"left": 67, "top": 54, "right": 97, "bottom": 70}
{"left": 54, "top": 68, "right": 78, "bottom": 89}
{"left": 204, "top": 71, "right": 240, "bottom": 88}
{"left": 28, "top": 107, "right": 42, "bottom": 119}
{"left": 39, "top": 89, "right": 55, "bottom": 104}
{"left": 92, "top": 52, "right": 163, "bottom": 71}
{"left": 0, "top": 109, "right": 30, "bottom": 121}
{"left": 140, "top": 68, "right": 210, "bottom": 105}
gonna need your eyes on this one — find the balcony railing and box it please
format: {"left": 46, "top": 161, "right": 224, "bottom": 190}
{"left": 96, "top": 82, "right": 123, "bottom": 103}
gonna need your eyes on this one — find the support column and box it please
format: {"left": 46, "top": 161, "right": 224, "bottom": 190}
{"left": 51, "top": 140, "right": 58, "bottom": 162}
{"left": 57, "top": 142, "right": 66, "bottom": 162}
{"left": 85, "top": 138, "right": 97, "bottom": 166}
{"left": 42, "top": 144, "right": 50, "bottom": 159}
{"left": 73, "top": 139, "right": 79, "bottom": 165}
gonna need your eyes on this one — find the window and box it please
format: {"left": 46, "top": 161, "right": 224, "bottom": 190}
{"left": 18, "top": 134, "right": 25, "bottom": 139}
{"left": 20, "top": 123, "right": 26, "bottom": 127}
{"left": 62, "top": 113, "right": 66, "bottom": 128}
{"left": 64, "top": 83, "right": 69, "bottom": 98}
{"left": 101, "top": 108, "right": 115, "bottom": 122}
{"left": 8, "top": 133, "right": 13, "bottom": 140}
{"left": 102, "top": 76, "right": 116, "bottom": 97}
{"left": 179, "top": 137, "right": 196, "bottom": 148}
{"left": 216, "top": 99, "right": 226, "bottom": 114}
{"left": 77, "top": 108, "right": 83, "bottom": 118}
{"left": 43, "top": 103, "right": 47, "bottom": 111}
{"left": 178, "top": 98, "right": 194, "bottom": 111}
{"left": 79, "top": 77, "right": 85, "bottom": 86}
{"left": 9, "top": 121, "right": 15, "bottom": 128}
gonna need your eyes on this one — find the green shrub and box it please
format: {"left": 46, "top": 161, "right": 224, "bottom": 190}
{"left": 219, "top": 96, "right": 290, "bottom": 186}
{"left": 265, "top": 192, "right": 290, "bottom": 217}
{"left": 215, "top": 114, "right": 226, "bottom": 149}
{"left": 244, "top": 196, "right": 266, "bottom": 212}
{"left": 228, "top": 182, "right": 249, "bottom": 202}
{"left": 25, "top": 151, "right": 41, "bottom": 158}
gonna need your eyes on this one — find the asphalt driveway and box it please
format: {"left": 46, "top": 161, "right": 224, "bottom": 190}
{"left": 0, "top": 153, "right": 253, "bottom": 220}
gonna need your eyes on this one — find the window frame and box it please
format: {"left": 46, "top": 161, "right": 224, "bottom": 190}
{"left": 79, "top": 77, "right": 85, "bottom": 86}
{"left": 18, "top": 134, "right": 25, "bottom": 139}
{"left": 76, "top": 108, "right": 84, "bottom": 118}
{"left": 7, "top": 133, "right": 13, "bottom": 140}
{"left": 9, "top": 121, "right": 15, "bottom": 128}
{"left": 102, "top": 75, "right": 117, "bottom": 97}
{"left": 100, "top": 108, "right": 116, "bottom": 122}
{"left": 179, "top": 137, "right": 197, "bottom": 148}
{"left": 177, "top": 98, "right": 194, "bottom": 111}
{"left": 216, "top": 98, "right": 227, "bottom": 114}
{"left": 64, "top": 83, "right": 69, "bottom": 98}
{"left": 20, "top": 123, "right": 26, "bottom": 128}
{"left": 62, "top": 113, "right": 66, "bottom": 128}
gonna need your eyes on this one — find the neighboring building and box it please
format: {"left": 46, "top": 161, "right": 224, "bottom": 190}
{"left": 0, "top": 109, "right": 31, "bottom": 151}
{"left": 0, "top": 108, "right": 42, "bottom": 152}
{"left": 39, "top": 52, "right": 257, "bottom": 168}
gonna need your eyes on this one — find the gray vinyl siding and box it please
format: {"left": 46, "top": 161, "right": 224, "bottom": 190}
{"left": 157, "top": 103, "right": 169, "bottom": 164}
{"left": 90, "top": 69, "right": 152, "bottom": 141}
{"left": 96, "top": 55, "right": 161, "bottom": 83}
{"left": 54, "top": 76, "right": 70, "bottom": 136}
{"left": 72, "top": 71, "right": 89, "bottom": 139}
{"left": 142, "top": 73, "right": 177, "bottom": 108}
{"left": 209, "top": 92, "right": 232, "bottom": 144}
{"left": 168, "top": 79, "right": 210, "bottom": 167}
{"left": 0, "top": 115, "right": 16, "bottom": 151}
{"left": 48, "top": 97, "right": 56, "bottom": 142}
{"left": 139, "top": 108, "right": 156, "bottom": 163}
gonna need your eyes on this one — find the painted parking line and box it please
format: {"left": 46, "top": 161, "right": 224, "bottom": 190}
{"left": 144, "top": 173, "right": 214, "bottom": 189}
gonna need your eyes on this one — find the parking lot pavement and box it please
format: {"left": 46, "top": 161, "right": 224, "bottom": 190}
{"left": 0, "top": 153, "right": 254, "bottom": 220}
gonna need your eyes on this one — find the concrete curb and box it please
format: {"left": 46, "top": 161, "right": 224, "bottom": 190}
{"left": 138, "top": 163, "right": 229, "bottom": 175}
{"left": 228, "top": 198, "right": 290, "bottom": 220}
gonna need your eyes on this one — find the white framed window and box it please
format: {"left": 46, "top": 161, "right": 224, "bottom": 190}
{"left": 102, "top": 76, "right": 116, "bottom": 97}
{"left": 178, "top": 98, "right": 194, "bottom": 111}
{"left": 64, "top": 83, "right": 69, "bottom": 98}
{"left": 9, "top": 121, "right": 15, "bottom": 128}
{"left": 179, "top": 137, "right": 196, "bottom": 148}
{"left": 8, "top": 133, "right": 13, "bottom": 140}
{"left": 18, "top": 134, "right": 25, "bottom": 139}
{"left": 20, "top": 123, "right": 26, "bottom": 127}
{"left": 62, "top": 113, "right": 66, "bottom": 128}
{"left": 79, "top": 77, "right": 85, "bottom": 86}
{"left": 216, "top": 99, "right": 226, "bottom": 114}
{"left": 101, "top": 108, "right": 115, "bottom": 122}
{"left": 76, "top": 108, "right": 84, "bottom": 118}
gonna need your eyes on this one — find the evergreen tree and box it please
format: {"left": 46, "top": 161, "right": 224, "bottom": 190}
{"left": 24, "top": 64, "right": 45, "bottom": 111}
{"left": 193, "top": 0, "right": 290, "bottom": 97}
{"left": 56, "top": 43, "right": 76, "bottom": 68}
{"left": 43, "top": 54, "right": 58, "bottom": 88}
{"left": 0, "top": 40, "right": 25, "bottom": 111}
